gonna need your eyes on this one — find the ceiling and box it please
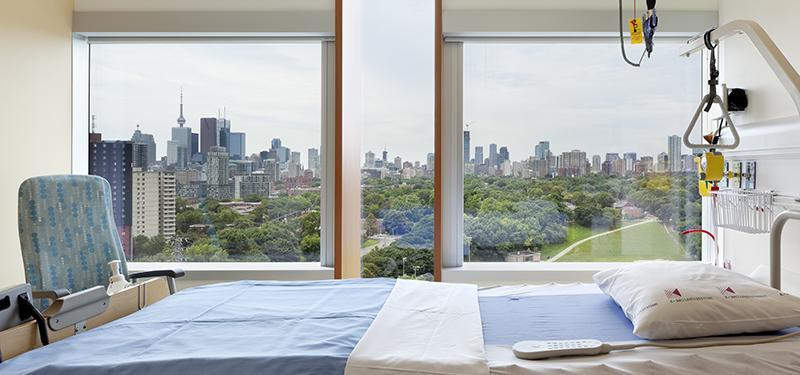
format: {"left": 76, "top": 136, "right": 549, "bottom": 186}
{"left": 74, "top": 0, "right": 718, "bottom": 12}
{"left": 443, "top": 0, "right": 719, "bottom": 11}
{"left": 74, "top": 0, "right": 335, "bottom": 12}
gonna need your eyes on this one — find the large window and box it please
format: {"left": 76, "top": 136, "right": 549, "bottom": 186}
{"left": 461, "top": 41, "right": 703, "bottom": 263}
{"left": 88, "top": 42, "right": 323, "bottom": 262}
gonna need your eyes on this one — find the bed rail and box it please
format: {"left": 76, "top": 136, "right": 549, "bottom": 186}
{"left": 770, "top": 210, "right": 800, "bottom": 289}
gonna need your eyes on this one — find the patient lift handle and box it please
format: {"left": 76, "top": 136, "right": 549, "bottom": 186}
{"left": 683, "top": 29, "right": 741, "bottom": 150}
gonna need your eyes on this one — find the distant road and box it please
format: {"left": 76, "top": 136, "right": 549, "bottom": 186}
{"left": 547, "top": 219, "right": 657, "bottom": 262}
{"left": 361, "top": 235, "right": 399, "bottom": 256}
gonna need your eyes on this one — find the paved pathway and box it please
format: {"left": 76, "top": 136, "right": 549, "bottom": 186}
{"left": 547, "top": 219, "right": 656, "bottom": 262}
{"left": 360, "top": 235, "right": 400, "bottom": 256}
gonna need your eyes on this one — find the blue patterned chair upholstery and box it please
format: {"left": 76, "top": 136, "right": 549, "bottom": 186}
{"left": 18, "top": 175, "right": 183, "bottom": 307}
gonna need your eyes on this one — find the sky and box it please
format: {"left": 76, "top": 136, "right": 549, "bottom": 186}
{"left": 92, "top": 1, "right": 701, "bottom": 167}
{"left": 91, "top": 43, "right": 322, "bottom": 166}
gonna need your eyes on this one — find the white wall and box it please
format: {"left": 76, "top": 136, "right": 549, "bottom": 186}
{"left": 0, "top": 0, "right": 75, "bottom": 289}
{"left": 717, "top": 0, "right": 800, "bottom": 293}
{"left": 444, "top": 10, "right": 717, "bottom": 34}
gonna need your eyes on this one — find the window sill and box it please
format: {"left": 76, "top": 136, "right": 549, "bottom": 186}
{"left": 442, "top": 262, "right": 629, "bottom": 286}
{"left": 128, "top": 261, "right": 627, "bottom": 289}
{"left": 128, "top": 262, "right": 334, "bottom": 289}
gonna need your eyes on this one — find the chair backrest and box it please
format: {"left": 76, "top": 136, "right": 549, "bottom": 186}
{"left": 18, "top": 175, "right": 128, "bottom": 296}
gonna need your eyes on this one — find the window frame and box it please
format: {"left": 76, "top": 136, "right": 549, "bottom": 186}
{"left": 71, "top": 33, "right": 336, "bottom": 272}
{"left": 440, "top": 34, "right": 711, "bottom": 274}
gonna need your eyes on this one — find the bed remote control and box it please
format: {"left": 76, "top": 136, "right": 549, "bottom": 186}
{"left": 512, "top": 340, "right": 611, "bottom": 360}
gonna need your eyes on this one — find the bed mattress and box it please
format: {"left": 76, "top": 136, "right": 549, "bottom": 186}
{"left": 0, "top": 279, "right": 396, "bottom": 375}
{"left": 4, "top": 280, "right": 800, "bottom": 375}
{"left": 480, "top": 283, "right": 800, "bottom": 375}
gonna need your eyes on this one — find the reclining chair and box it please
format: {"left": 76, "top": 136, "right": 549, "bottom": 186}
{"left": 16, "top": 175, "right": 184, "bottom": 309}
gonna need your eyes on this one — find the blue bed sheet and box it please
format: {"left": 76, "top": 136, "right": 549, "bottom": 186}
{"left": 0, "top": 278, "right": 397, "bottom": 375}
{"left": 479, "top": 293, "right": 641, "bottom": 345}
{"left": 479, "top": 292, "right": 800, "bottom": 345}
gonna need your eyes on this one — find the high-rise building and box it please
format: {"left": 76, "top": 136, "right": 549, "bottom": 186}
{"left": 605, "top": 153, "right": 621, "bottom": 163}
{"left": 159, "top": 172, "right": 176, "bottom": 238}
{"left": 234, "top": 174, "right": 272, "bottom": 199}
{"left": 130, "top": 125, "right": 156, "bottom": 167}
{"left": 427, "top": 152, "right": 435, "bottom": 170}
{"left": 131, "top": 141, "right": 149, "bottom": 169}
{"left": 218, "top": 117, "right": 230, "bottom": 151}
{"left": 288, "top": 151, "right": 303, "bottom": 178}
{"left": 170, "top": 90, "right": 192, "bottom": 157}
{"left": 131, "top": 169, "right": 176, "bottom": 244}
{"left": 200, "top": 118, "right": 218, "bottom": 155}
{"left": 636, "top": 156, "right": 653, "bottom": 174}
{"left": 623, "top": 152, "right": 637, "bottom": 172}
{"left": 394, "top": 156, "right": 402, "bottom": 169}
{"left": 463, "top": 130, "right": 471, "bottom": 163}
{"left": 534, "top": 141, "right": 550, "bottom": 160}
{"left": 206, "top": 146, "right": 232, "bottom": 199}
{"left": 270, "top": 139, "right": 290, "bottom": 165}
{"left": 89, "top": 136, "right": 133, "bottom": 257}
{"left": 308, "top": 148, "right": 320, "bottom": 175}
{"left": 263, "top": 159, "right": 279, "bottom": 181}
{"left": 191, "top": 133, "right": 199, "bottom": 155}
{"left": 657, "top": 152, "right": 669, "bottom": 172}
{"left": 382, "top": 149, "right": 388, "bottom": 163}
{"left": 167, "top": 140, "right": 188, "bottom": 169}
{"left": 592, "top": 155, "right": 602, "bottom": 173}
{"left": 668, "top": 135, "right": 682, "bottom": 172}
{"left": 171, "top": 125, "right": 191, "bottom": 148}
{"left": 229, "top": 132, "right": 246, "bottom": 160}
{"left": 498, "top": 146, "right": 510, "bottom": 166}
{"left": 489, "top": 144, "right": 498, "bottom": 167}
{"left": 206, "top": 146, "right": 229, "bottom": 185}
{"left": 474, "top": 146, "right": 484, "bottom": 165}
{"left": 364, "top": 150, "right": 376, "bottom": 168}
{"left": 682, "top": 154, "right": 695, "bottom": 172}
{"left": 559, "top": 149, "right": 587, "bottom": 177}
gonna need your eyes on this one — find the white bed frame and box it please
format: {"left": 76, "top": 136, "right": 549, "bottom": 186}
{"left": 771, "top": 210, "right": 800, "bottom": 289}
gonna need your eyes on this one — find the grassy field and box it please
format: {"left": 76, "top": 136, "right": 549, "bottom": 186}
{"left": 557, "top": 221, "right": 691, "bottom": 262}
{"left": 539, "top": 225, "right": 600, "bottom": 260}
{"left": 361, "top": 238, "right": 379, "bottom": 248}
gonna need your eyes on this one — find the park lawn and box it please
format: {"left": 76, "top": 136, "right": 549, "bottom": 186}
{"left": 557, "top": 221, "right": 691, "bottom": 262}
{"left": 361, "top": 238, "right": 379, "bottom": 248}
{"left": 539, "top": 225, "right": 600, "bottom": 260}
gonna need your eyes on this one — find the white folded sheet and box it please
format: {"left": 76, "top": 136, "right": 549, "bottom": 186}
{"left": 345, "top": 279, "right": 490, "bottom": 375}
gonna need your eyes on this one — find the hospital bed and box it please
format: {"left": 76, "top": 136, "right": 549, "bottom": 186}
{"left": 3, "top": 274, "right": 800, "bottom": 375}
{"left": 2, "top": 205, "right": 800, "bottom": 374}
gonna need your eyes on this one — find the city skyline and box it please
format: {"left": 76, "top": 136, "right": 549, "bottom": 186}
{"left": 90, "top": 43, "right": 322, "bottom": 168}
{"left": 90, "top": 34, "right": 698, "bottom": 167}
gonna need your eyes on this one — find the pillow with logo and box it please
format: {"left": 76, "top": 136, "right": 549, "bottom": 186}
{"left": 593, "top": 261, "right": 800, "bottom": 340}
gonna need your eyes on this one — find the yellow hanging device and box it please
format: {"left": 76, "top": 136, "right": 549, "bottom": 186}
{"left": 629, "top": 18, "right": 644, "bottom": 44}
{"left": 696, "top": 152, "right": 725, "bottom": 197}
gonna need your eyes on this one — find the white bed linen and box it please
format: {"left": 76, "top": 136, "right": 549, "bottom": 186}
{"left": 481, "top": 283, "right": 800, "bottom": 375}
{"left": 345, "top": 279, "right": 489, "bottom": 375}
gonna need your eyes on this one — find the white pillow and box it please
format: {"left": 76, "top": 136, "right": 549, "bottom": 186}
{"left": 593, "top": 261, "right": 800, "bottom": 340}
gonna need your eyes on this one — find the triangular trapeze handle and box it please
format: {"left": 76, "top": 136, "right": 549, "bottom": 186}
{"left": 683, "top": 94, "right": 740, "bottom": 150}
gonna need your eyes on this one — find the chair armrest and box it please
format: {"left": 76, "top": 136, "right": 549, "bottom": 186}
{"left": 129, "top": 269, "right": 185, "bottom": 295}
{"left": 32, "top": 289, "right": 71, "bottom": 302}
{"left": 128, "top": 269, "right": 185, "bottom": 280}
{"left": 43, "top": 286, "right": 109, "bottom": 331}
